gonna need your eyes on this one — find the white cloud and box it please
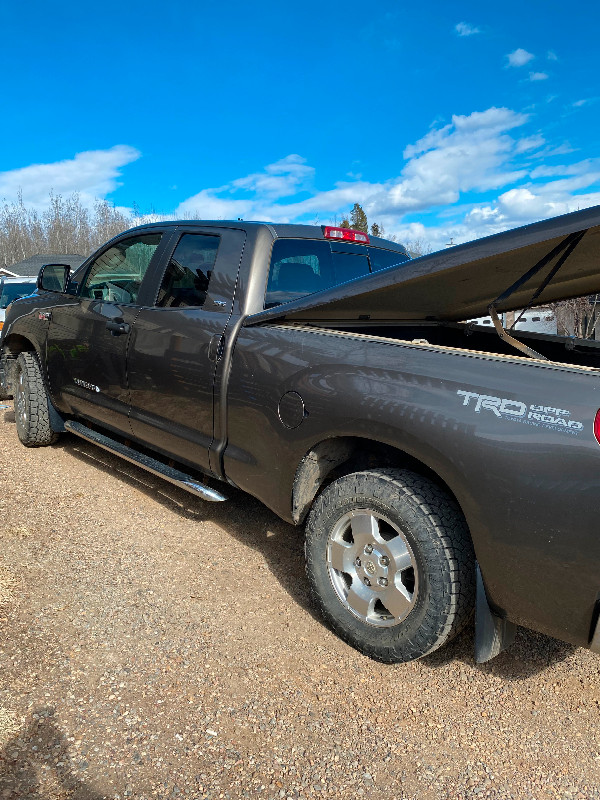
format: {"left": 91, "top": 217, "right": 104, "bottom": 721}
{"left": 529, "top": 71, "right": 549, "bottom": 81}
{"left": 230, "top": 154, "right": 314, "bottom": 199}
{"left": 507, "top": 48, "right": 534, "bottom": 67}
{"left": 536, "top": 141, "right": 575, "bottom": 157}
{"left": 0, "top": 145, "right": 140, "bottom": 210}
{"left": 176, "top": 155, "right": 319, "bottom": 221}
{"left": 572, "top": 98, "right": 598, "bottom": 108}
{"left": 174, "top": 107, "right": 533, "bottom": 228}
{"left": 547, "top": 50, "right": 558, "bottom": 61}
{"left": 514, "top": 134, "right": 545, "bottom": 153}
{"left": 455, "top": 22, "right": 480, "bottom": 37}
{"left": 170, "top": 102, "right": 600, "bottom": 251}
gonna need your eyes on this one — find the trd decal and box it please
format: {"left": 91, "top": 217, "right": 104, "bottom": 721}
{"left": 457, "top": 390, "right": 584, "bottom": 434}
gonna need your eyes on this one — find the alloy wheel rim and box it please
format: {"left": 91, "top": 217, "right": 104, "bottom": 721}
{"left": 326, "top": 508, "right": 418, "bottom": 628}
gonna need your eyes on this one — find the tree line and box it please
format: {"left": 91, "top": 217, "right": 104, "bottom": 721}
{"left": 0, "top": 193, "right": 132, "bottom": 267}
{"left": 0, "top": 194, "right": 431, "bottom": 267}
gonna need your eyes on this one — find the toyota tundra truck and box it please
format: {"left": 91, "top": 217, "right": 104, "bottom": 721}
{"left": 2, "top": 207, "right": 600, "bottom": 664}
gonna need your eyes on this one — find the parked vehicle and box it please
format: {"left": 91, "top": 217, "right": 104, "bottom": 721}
{"left": 2, "top": 209, "right": 600, "bottom": 664}
{"left": 0, "top": 276, "right": 37, "bottom": 330}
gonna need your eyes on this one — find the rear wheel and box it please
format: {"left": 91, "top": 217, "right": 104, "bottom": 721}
{"left": 14, "top": 352, "right": 59, "bottom": 447}
{"left": 305, "top": 468, "right": 475, "bottom": 663}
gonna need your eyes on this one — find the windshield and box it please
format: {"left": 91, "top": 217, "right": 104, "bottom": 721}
{"left": 0, "top": 281, "right": 37, "bottom": 308}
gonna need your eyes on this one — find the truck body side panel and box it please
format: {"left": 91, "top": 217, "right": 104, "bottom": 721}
{"left": 223, "top": 324, "right": 600, "bottom": 648}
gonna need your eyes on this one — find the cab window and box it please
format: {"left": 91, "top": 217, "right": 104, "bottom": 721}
{"left": 80, "top": 234, "right": 162, "bottom": 304}
{"left": 265, "top": 239, "right": 372, "bottom": 308}
{"left": 264, "top": 239, "right": 410, "bottom": 308}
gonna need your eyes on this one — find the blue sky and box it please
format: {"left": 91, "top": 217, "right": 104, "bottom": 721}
{"left": 1, "top": 0, "right": 598, "bottom": 249}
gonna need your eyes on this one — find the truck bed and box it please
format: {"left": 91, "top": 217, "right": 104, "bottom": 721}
{"left": 223, "top": 320, "right": 600, "bottom": 649}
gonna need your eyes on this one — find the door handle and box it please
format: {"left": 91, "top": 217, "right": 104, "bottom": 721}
{"left": 208, "top": 334, "right": 225, "bottom": 362}
{"left": 106, "top": 319, "right": 130, "bottom": 336}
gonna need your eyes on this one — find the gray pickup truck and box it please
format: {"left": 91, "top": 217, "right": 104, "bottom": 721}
{"left": 2, "top": 209, "right": 600, "bottom": 664}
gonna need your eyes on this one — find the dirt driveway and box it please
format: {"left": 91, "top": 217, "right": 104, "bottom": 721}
{"left": 1, "top": 401, "right": 599, "bottom": 800}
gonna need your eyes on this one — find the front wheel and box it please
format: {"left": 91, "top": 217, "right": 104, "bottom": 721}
{"left": 305, "top": 468, "right": 475, "bottom": 663}
{"left": 14, "top": 352, "right": 59, "bottom": 447}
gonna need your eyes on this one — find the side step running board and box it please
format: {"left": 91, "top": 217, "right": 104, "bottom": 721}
{"left": 64, "top": 420, "right": 227, "bottom": 503}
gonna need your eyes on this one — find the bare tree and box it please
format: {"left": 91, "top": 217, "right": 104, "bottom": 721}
{"left": 404, "top": 238, "right": 432, "bottom": 257}
{"left": 0, "top": 192, "right": 132, "bottom": 267}
{"left": 550, "top": 296, "right": 599, "bottom": 339}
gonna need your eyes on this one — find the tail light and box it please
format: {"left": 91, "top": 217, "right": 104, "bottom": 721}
{"left": 594, "top": 409, "right": 600, "bottom": 444}
{"left": 323, "top": 226, "right": 370, "bottom": 244}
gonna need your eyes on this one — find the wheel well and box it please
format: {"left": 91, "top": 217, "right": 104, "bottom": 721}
{"left": 2, "top": 333, "right": 35, "bottom": 357}
{"left": 1, "top": 335, "right": 36, "bottom": 394}
{"left": 292, "top": 436, "right": 464, "bottom": 525}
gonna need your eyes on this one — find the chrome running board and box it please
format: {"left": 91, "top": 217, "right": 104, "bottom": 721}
{"left": 64, "top": 420, "right": 227, "bottom": 502}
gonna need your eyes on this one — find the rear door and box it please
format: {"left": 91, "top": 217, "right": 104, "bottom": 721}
{"left": 126, "top": 226, "right": 246, "bottom": 473}
{"left": 45, "top": 230, "right": 171, "bottom": 436}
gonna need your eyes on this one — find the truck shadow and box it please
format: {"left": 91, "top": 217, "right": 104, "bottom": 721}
{"left": 0, "top": 707, "right": 105, "bottom": 799}
{"left": 56, "top": 435, "right": 577, "bottom": 677}
{"left": 59, "top": 435, "right": 317, "bottom": 622}
{"left": 421, "top": 620, "right": 576, "bottom": 679}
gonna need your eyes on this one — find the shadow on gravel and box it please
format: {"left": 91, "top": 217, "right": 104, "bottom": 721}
{"left": 0, "top": 707, "right": 105, "bottom": 799}
{"left": 422, "top": 619, "right": 576, "bottom": 678}
{"left": 54, "top": 434, "right": 578, "bottom": 674}
{"left": 59, "top": 435, "right": 321, "bottom": 624}
{"left": 2, "top": 409, "right": 15, "bottom": 423}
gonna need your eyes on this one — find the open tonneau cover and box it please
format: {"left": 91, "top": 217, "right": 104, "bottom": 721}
{"left": 247, "top": 205, "right": 600, "bottom": 325}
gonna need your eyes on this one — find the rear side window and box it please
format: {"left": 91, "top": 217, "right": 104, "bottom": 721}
{"left": 156, "top": 233, "right": 220, "bottom": 308}
{"left": 265, "top": 239, "right": 409, "bottom": 308}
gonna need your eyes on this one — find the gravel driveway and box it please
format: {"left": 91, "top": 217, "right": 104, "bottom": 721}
{"left": 1, "top": 401, "right": 599, "bottom": 800}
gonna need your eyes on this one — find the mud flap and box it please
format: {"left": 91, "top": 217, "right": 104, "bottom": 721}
{"left": 47, "top": 396, "right": 66, "bottom": 433}
{"left": 475, "top": 564, "right": 516, "bottom": 663}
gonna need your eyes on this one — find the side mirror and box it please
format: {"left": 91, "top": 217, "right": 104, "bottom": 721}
{"left": 38, "top": 263, "right": 71, "bottom": 293}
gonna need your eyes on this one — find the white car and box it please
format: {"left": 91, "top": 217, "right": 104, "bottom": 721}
{"left": 0, "top": 276, "right": 38, "bottom": 330}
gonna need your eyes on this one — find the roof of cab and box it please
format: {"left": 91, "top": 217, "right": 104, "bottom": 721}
{"left": 126, "top": 220, "right": 409, "bottom": 253}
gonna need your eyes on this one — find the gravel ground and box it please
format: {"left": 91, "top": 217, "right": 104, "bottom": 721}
{"left": 1, "top": 401, "right": 600, "bottom": 800}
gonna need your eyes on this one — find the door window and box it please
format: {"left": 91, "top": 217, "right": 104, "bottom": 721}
{"left": 80, "top": 234, "right": 162, "bottom": 304}
{"left": 156, "top": 233, "right": 221, "bottom": 308}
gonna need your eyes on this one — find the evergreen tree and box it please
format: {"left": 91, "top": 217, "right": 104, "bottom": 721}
{"left": 340, "top": 218, "right": 350, "bottom": 228}
{"left": 370, "top": 222, "right": 382, "bottom": 237}
{"left": 350, "top": 203, "right": 368, "bottom": 232}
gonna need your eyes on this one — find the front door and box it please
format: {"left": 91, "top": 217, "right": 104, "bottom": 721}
{"left": 45, "top": 231, "right": 167, "bottom": 436}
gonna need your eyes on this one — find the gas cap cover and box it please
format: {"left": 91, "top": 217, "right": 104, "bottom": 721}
{"left": 278, "top": 391, "right": 305, "bottom": 429}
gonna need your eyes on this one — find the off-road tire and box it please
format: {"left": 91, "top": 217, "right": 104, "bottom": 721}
{"left": 305, "top": 468, "right": 475, "bottom": 663}
{"left": 14, "top": 352, "right": 59, "bottom": 447}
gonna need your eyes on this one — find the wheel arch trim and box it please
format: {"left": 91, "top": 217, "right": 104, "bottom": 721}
{"left": 291, "top": 434, "right": 473, "bottom": 530}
